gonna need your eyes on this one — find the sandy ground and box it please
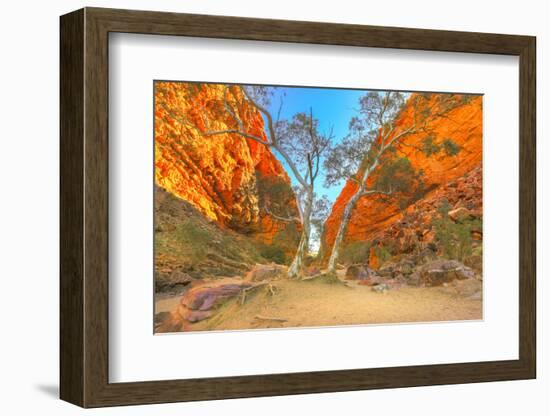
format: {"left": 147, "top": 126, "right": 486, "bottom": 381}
{"left": 155, "top": 293, "right": 183, "bottom": 314}
{"left": 155, "top": 278, "right": 482, "bottom": 332}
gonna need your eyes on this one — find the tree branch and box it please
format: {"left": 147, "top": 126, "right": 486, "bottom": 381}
{"left": 201, "top": 129, "right": 270, "bottom": 146}
{"left": 242, "top": 88, "right": 310, "bottom": 189}
{"left": 223, "top": 85, "right": 244, "bottom": 131}
{"left": 263, "top": 204, "right": 301, "bottom": 223}
{"left": 359, "top": 188, "right": 394, "bottom": 197}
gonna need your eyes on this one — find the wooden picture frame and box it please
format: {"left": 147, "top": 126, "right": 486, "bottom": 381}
{"left": 60, "top": 7, "right": 536, "bottom": 408}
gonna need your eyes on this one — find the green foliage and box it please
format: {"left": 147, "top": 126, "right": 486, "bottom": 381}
{"left": 273, "top": 222, "right": 301, "bottom": 254}
{"left": 431, "top": 200, "right": 481, "bottom": 261}
{"left": 421, "top": 135, "right": 440, "bottom": 156}
{"left": 338, "top": 241, "right": 371, "bottom": 265}
{"left": 374, "top": 157, "right": 425, "bottom": 209}
{"left": 437, "top": 198, "right": 452, "bottom": 216}
{"left": 375, "top": 157, "right": 417, "bottom": 193}
{"left": 253, "top": 222, "right": 301, "bottom": 266}
{"left": 256, "top": 174, "right": 296, "bottom": 208}
{"left": 421, "top": 135, "right": 462, "bottom": 158}
{"left": 154, "top": 190, "right": 271, "bottom": 279}
{"left": 442, "top": 138, "right": 461, "bottom": 156}
{"left": 259, "top": 245, "right": 287, "bottom": 264}
{"left": 374, "top": 245, "right": 393, "bottom": 265}
{"left": 173, "top": 220, "right": 211, "bottom": 263}
{"left": 255, "top": 173, "right": 298, "bottom": 224}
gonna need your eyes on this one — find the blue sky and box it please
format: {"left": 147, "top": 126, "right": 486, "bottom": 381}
{"left": 266, "top": 86, "right": 364, "bottom": 204}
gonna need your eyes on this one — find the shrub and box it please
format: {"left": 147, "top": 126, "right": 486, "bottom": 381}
{"left": 173, "top": 220, "right": 211, "bottom": 263}
{"left": 374, "top": 245, "right": 393, "bottom": 265}
{"left": 259, "top": 245, "right": 287, "bottom": 265}
{"left": 272, "top": 223, "right": 301, "bottom": 259}
{"left": 431, "top": 200, "right": 482, "bottom": 261}
{"left": 338, "top": 241, "right": 371, "bottom": 265}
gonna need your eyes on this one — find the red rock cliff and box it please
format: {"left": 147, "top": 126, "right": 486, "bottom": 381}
{"left": 155, "top": 82, "right": 298, "bottom": 245}
{"left": 323, "top": 94, "right": 483, "bottom": 255}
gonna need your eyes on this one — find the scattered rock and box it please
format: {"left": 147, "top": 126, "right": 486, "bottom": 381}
{"left": 357, "top": 276, "right": 381, "bottom": 286}
{"left": 155, "top": 269, "right": 193, "bottom": 293}
{"left": 418, "top": 259, "right": 476, "bottom": 286}
{"left": 448, "top": 207, "right": 472, "bottom": 222}
{"left": 407, "top": 271, "right": 422, "bottom": 287}
{"left": 378, "top": 262, "right": 397, "bottom": 277}
{"left": 245, "top": 264, "right": 286, "bottom": 281}
{"left": 471, "top": 229, "right": 483, "bottom": 241}
{"left": 439, "top": 278, "right": 482, "bottom": 298}
{"left": 414, "top": 247, "right": 438, "bottom": 264}
{"left": 345, "top": 264, "right": 379, "bottom": 281}
{"left": 455, "top": 279, "right": 483, "bottom": 297}
{"left": 372, "top": 283, "right": 389, "bottom": 294}
{"left": 464, "top": 254, "right": 482, "bottom": 273}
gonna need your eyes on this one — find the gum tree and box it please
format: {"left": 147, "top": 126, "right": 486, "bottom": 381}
{"left": 159, "top": 83, "right": 332, "bottom": 278}
{"left": 324, "top": 92, "right": 466, "bottom": 273}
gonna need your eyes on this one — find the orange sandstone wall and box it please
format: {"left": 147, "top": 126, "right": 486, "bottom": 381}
{"left": 155, "top": 82, "right": 297, "bottom": 244}
{"left": 323, "top": 94, "right": 483, "bottom": 253}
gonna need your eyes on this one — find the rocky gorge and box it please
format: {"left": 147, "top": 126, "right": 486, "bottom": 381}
{"left": 153, "top": 83, "right": 483, "bottom": 332}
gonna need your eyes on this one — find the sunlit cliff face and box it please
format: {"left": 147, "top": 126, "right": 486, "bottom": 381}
{"left": 155, "top": 82, "right": 298, "bottom": 245}
{"left": 323, "top": 94, "right": 483, "bottom": 254}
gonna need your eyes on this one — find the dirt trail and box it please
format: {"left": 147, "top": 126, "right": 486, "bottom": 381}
{"left": 162, "top": 277, "right": 482, "bottom": 332}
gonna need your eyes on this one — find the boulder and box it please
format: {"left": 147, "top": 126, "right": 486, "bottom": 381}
{"left": 378, "top": 262, "right": 397, "bottom": 278}
{"left": 448, "top": 207, "right": 472, "bottom": 222}
{"left": 155, "top": 269, "right": 193, "bottom": 293}
{"left": 372, "top": 283, "right": 390, "bottom": 294}
{"left": 407, "top": 271, "right": 422, "bottom": 287}
{"left": 439, "top": 278, "right": 482, "bottom": 298}
{"left": 417, "top": 259, "right": 476, "bottom": 286}
{"left": 414, "top": 247, "right": 438, "bottom": 264}
{"left": 181, "top": 279, "right": 254, "bottom": 310}
{"left": 245, "top": 264, "right": 286, "bottom": 281}
{"left": 181, "top": 309, "right": 213, "bottom": 323}
{"left": 345, "top": 264, "right": 379, "bottom": 281}
{"left": 471, "top": 229, "right": 483, "bottom": 241}
{"left": 357, "top": 275, "right": 384, "bottom": 286}
{"left": 464, "top": 254, "right": 482, "bottom": 273}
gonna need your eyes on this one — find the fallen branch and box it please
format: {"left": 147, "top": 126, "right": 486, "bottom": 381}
{"left": 239, "top": 281, "right": 270, "bottom": 305}
{"left": 254, "top": 315, "right": 287, "bottom": 322}
{"left": 301, "top": 271, "right": 348, "bottom": 286}
{"left": 301, "top": 273, "right": 323, "bottom": 281}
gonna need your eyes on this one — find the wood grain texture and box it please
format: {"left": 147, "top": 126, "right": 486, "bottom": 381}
{"left": 59, "top": 8, "right": 84, "bottom": 407}
{"left": 59, "top": 7, "right": 537, "bottom": 408}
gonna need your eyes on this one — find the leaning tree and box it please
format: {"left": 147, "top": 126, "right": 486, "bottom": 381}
{"left": 324, "top": 91, "right": 467, "bottom": 273}
{"left": 159, "top": 83, "right": 332, "bottom": 278}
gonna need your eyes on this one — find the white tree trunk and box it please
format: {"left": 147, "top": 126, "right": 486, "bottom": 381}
{"left": 287, "top": 189, "right": 313, "bottom": 278}
{"left": 326, "top": 190, "right": 362, "bottom": 273}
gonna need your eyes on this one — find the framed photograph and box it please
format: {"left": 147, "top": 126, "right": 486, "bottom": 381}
{"left": 60, "top": 7, "right": 536, "bottom": 407}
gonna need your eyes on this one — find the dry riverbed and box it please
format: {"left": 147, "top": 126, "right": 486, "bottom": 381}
{"left": 155, "top": 278, "right": 482, "bottom": 332}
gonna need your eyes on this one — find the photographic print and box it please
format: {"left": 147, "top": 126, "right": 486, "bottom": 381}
{"left": 154, "top": 81, "right": 483, "bottom": 333}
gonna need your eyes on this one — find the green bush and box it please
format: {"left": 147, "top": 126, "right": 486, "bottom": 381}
{"left": 259, "top": 245, "right": 287, "bottom": 264}
{"left": 374, "top": 245, "right": 393, "bottom": 265}
{"left": 272, "top": 222, "right": 301, "bottom": 249}
{"left": 432, "top": 200, "right": 481, "bottom": 261}
{"left": 338, "top": 241, "right": 371, "bottom": 265}
{"left": 173, "top": 220, "right": 211, "bottom": 263}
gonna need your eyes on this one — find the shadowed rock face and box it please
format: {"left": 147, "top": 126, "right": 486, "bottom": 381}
{"left": 323, "top": 94, "right": 483, "bottom": 258}
{"left": 155, "top": 82, "right": 299, "bottom": 246}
